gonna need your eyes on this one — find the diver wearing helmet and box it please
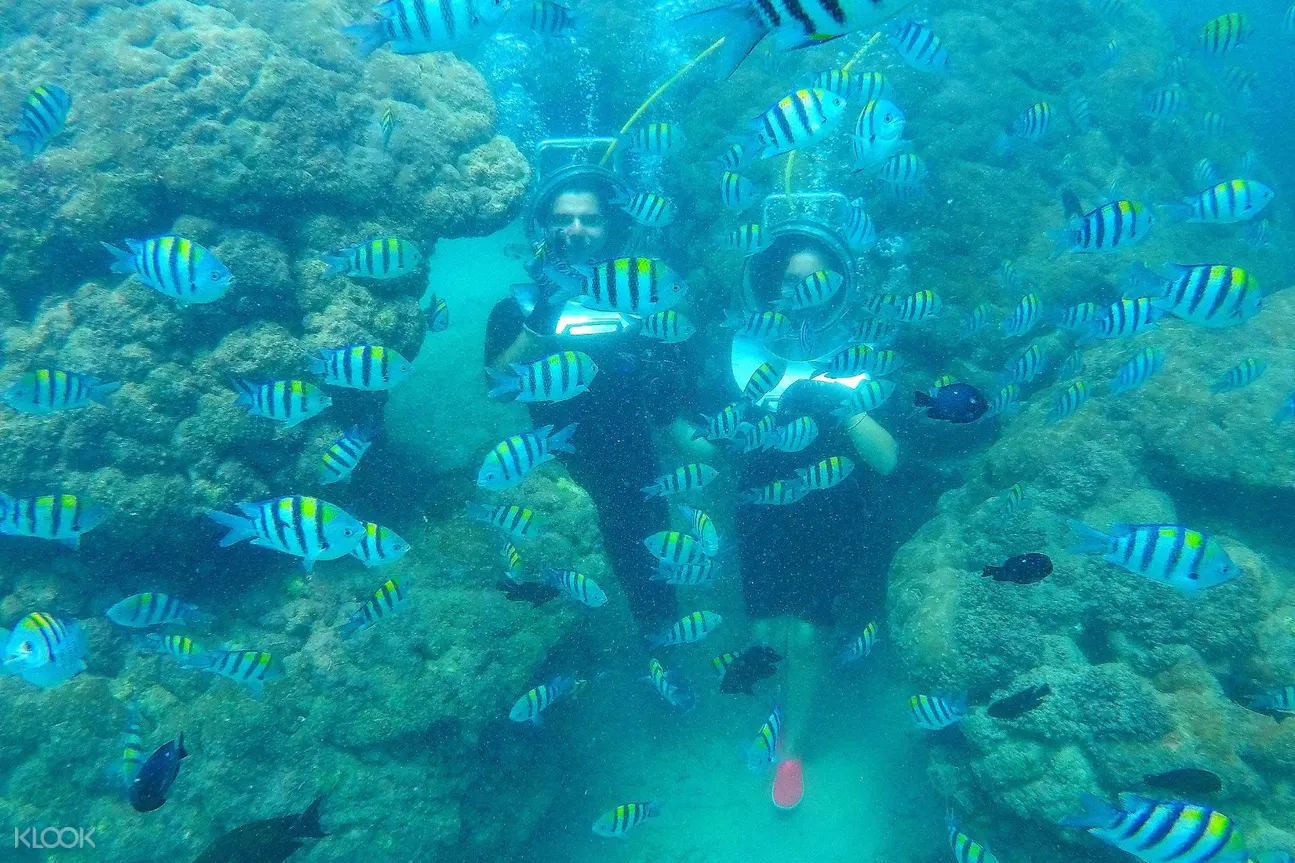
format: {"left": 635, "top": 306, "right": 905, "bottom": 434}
{"left": 726, "top": 201, "right": 902, "bottom": 810}
{"left": 484, "top": 142, "right": 700, "bottom": 631}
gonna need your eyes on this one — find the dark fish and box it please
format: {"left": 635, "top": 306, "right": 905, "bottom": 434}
{"left": 129, "top": 734, "right": 187, "bottom": 813}
{"left": 913, "top": 383, "right": 988, "bottom": 424}
{"left": 718, "top": 645, "right": 782, "bottom": 695}
{"left": 1143, "top": 768, "right": 1223, "bottom": 796}
{"left": 1061, "top": 187, "right": 1084, "bottom": 221}
{"left": 982, "top": 552, "right": 1053, "bottom": 585}
{"left": 987, "top": 683, "right": 1051, "bottom": 719}
{"left": 498, "top": 579, "right": 558, "bottom": 607}
{"left": 194, "top": 795, "right": 328, "bottom": 863}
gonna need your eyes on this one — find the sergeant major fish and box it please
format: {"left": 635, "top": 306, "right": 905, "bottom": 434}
{"left": 204, "top": 649, "right": 283, "bottom": 697}
{"left": 106, "top": 593, "right": 210, "bottom": 629}
{"left": 648, "top": 610, "right": 722, "bottom": 648}
{"left": 342, "top": 0, "right": 512, "bottom": 57}
{"left": 477, "top": 423, "right": 578, "bottom": 490}
{"left": 229, "top": 378, "right": 331, "bottom": 428}
{"left": 2, "top": 611, "right": 88, "bottom": 688}
{"left": 319, "top": 421, "right": 380, "bottom": 485}
{"left": 593, "top": 801, "right": 664, "bottom": 837}
{"left": 309, "top": 345, "right": 413, "bottom": 391}
{"left": 340, "top": 578, "right": 409, "bottom": 636}
{"left": 487, "top": 351, "right": 599, "bottom": 403}
{"left": 7, "top": 84, "right": 71, "bottom": 158}
{"left": 322, "top": 237, "right": 422, "bottom": 279}
{"left": 1069, "top": 521, "right": 1238, "bottom": 596}
{"left": 205, "top": 496, "right": 364, "bottom": 572}
{"left": 745, "top": 88, "right": 847, "bottom": 160}
{"left": 509, "top": 675, "right": 577, "bottom": 725}
{"left": 1060, "top": 793, "right": 1247, "bottom": 863}
{"left": 641, "top": 463, "right": 719, "bottom": 499}
{"left": 1048, "top": 201, "right": 1153, "bottom": 255}
{"left": 349, "top": 522, "right": 411, "bottom": 567}
{"left": 0, "top": 492, "right": 108, "bottom": 548}
{"left": 2, "top": 370, "right": 121, "bottom": 415}
{"left": 102, "top": 236, "right": 234, "bottom": 304}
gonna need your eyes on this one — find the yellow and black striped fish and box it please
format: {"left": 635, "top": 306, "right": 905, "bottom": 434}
{"left": 639, "top": 310, "right": 696, "bottom": 344}
{"left": 320, "top": 421, "right": 380, "bottom": 485}
{"left": 796, "top": 456, "right": 854, "bottom": 491}
{"left": 487, "top": 350, "right": 599, "bottom": 403}
{"left": 203, "top": 649, "right": 283, "bottom": 697}
{"left": 322, "top": 237, "right": 422, "bottom": 279}
{"left": 309, "top": 345, "right": 413, "bottom": 391}
{"left": 641, "top": 462, "right": 719, "bottom": 499}
{"left": 748, "top": 88, "right": 847, "bottom": 159}
{"left": 0, "top": 493, "right": 108, "bottom": 548}
{"left": 103, "top": 235, "right": 234, "bottom": 304}
{"left": 1199, "top": 12, "right": 1252, "bottom": 55}
{"left": 340, "top": 578, "right": 409, "bottom": 636}
{"left": 910, "top": 693, "right": 966, "bottom": 729}
{"left": 624, "top": 122, "right": 683, "bottom": 154}
{"left": 1048, "top": 200, "right": 1152, "bottom": 255}
{"left": 205, "top": 495, "right": 365, "bottom": 571}
{"left": 647, "top": 610, "right": 722, "bottom": 648}
{"left": 742, "top": 359, "right": 786, "bottom": 404}
{"left": 2, "top": 369, "right": 121, "bottom": 415}
{"left": 349, "top": 522, "right": 411, "bottom": 567}
{"left": 1061, "top": 793, "right": 1246, "bottom": 863}
{"left": 1046, "top": 380, "right": 1090, "bottom": 423}
{"left": 229, "top": 378, "right": 332, "bottom": 428}
{"left": 509, "top": 675, "right": 577, "bottom": 724}
{"left": 465, "top": 503, "right": 539, "bottom": 540}
{"left": 746, "top": 705, "right": 782, "bottom": 769}
{"left": 592, "top": 801, "right": 664, "bottom": 837}
{"left": 1173, "top": 179, "right": 1274, "bottom": 224}
{"left": 7, "top": 84, "right": 71, "bottom": 158}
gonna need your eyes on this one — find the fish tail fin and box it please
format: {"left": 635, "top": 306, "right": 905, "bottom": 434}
{"left": 1068, "top": 519, "right": 1114, "bottom": 555}
{"left": 305, "top": 352, "right": 328, "bottom": 376}
{"left": 89, "top": 380, "right": 123, "bottom": 405}
{"left": 981, "top": 565, "right": 1002, "bottom": 579}
{"left": 640, "top": 484, "right": 662, "bottom": 500}
{"left": 227, "top": 376, "right": 257, "bottom": 409}
{"left": 1044, "top": 228, "right": 1076, "bottom": 258}
{"left": 1060, "top": 792, "right": 1121, "bottom": 830}
{"left": 320, "top": 253, "right": 351, "bottom": 277}
{"left": 340, "top": 21, "right": 388, "bottom": 58}
{"left": 547, "top": 422, "right": 579, "bottom": 454}
{"left": 101, "top": 241, "right": 137, "bottom": 274}
{"left": 294, "top": 795, "right": 329, "bottom": 839}
{"left": 1127, "top": 261, "right": 1167, "bottom": 296}
{"left": 205, "top": 509, "right": 257, "bottom": 547}
{"left": 486, "top": 367, "right": 521, "bottom": 402}
{"left": 675, "top": 1, "right": 768, "bottom": 80}
{"left": 913, "top": 390, "right": 934, "bottom": 407}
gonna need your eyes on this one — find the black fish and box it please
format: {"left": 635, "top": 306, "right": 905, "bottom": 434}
{"left": 194, "top": 795, "right": 328, "bottom": 863}
{"left": 914, "top": 383, "right": 988, "bottom": 424}
{"left": 719, "top": 645, "right": 782, "bottom": 695}
{"left": 129, "top": 733, "right": 187, "bottom": 813}
{"left": 498, "top": 579, "right": 558, "bottom": 607}
{"left": 1143, "top": 768, "right": 1223, "bottom": 796}
{"left": 983, "top": 553, "right": 1053, "bottom": 585}
{"left": 987, "top": 683, "right": 1051, "bottom": 719}
{"left": 1061, "top": 187, "right": 1084, "bottom": 221}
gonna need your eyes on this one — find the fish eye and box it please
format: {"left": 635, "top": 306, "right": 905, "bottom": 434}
{"left": 211, "top": 271, "right": 222, "bottom": 280}
{"left": 1188, "top": 572, "right": 1200, "bottom": 580}
{"left": 343, "top": 527, "right": 354, "bottom": 536}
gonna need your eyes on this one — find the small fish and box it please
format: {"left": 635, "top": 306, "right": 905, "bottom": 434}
{"left": 948, "top": 814, "right": 1001, "bottom": 863}
{"left": 615, "top": 191, "right": 676, "bottom": 228}
{"left": 1132, "top": 263, "right": 1262, "bottom": 328}
{"left": 1003, "top": 342, "right": 1047, "bottom": 385}
{"left": 915, "top": 383, "right": 988, "bottom": 424}
{"left": 2, "top": 369, "right": 121, "bottom": 414}
{"left": 229, "top": 378, "right": 331, "bottom": 427}
{"left": 1057, "top": 351, "right": 1085, "bottom": 380}
{"left": 1200, "top": 11, "right": 1252, "bottom": 55}
{"left": 724, "top": 309, "right": 790, "bottom": 340}
{"left": 695, "top": 402, "right": 745, "bottom": 442}
{"left": 843, "top": 198, "right": 877, "bottom": 252}
{"left": 678, "top": 505, "right": 719, "bottom": 556}
{"left": 736, "top": 414, "right": 777, "bottom": 452}
{"left": 1048, "top": 201, "right": 1153, "bottom": 255}
{"left": 1, "top": 612, "right": 88, "bottom": 688}
{"left": 715, "top": 139, "right": 754, "bottom": 171}
{"left": 747, "top": 705, "right": 783, "bottom": 770}
{"left": 779, "top": 269, "right": 842, "bottom": 311}
{"left": 623, "top": 123, "right": 684, "bottom": 155}
{"left": 986, "top": 683, "right": 1051, "bottom": 719}
{"left": 342, "top": 0, "right": 512, "bottom": 56}
{"left": 478, "top": 423, "right": 578, "bottom": 491}
{"left": 960, "top": 303, "right": 993, "bottom": 339}
{"left": 850, "top": 317, "right": 897, "bottom": 347}
{"left": 1002, "top": 483, "right": 1026, "bottom": 518}
{"left": 647, "top": 610, "right": 722, "bottom": 648}
{"left": 999, "top": 260, "right": 1021, "bottom": 293}
{"left": 639, "top": 310, "right": 696, "bottom": 344}
{"left": 192, "top": 796, "right": 328, "bottom": 863}
{"left": 717, "top": 645, "right": 781, "bottom": 694}
{"left": 309, "top": 345, "right": 413, "bottom": 391}
{"left": 322, "top": 238, "right": 421, "bottom": 279}
{"left": 741, "top": 360, "right": 787, "bottom": 404}
{"left": 1222, "top": 65, "right": 1257, "bottom": 100}
{"left": 723, "top": 223, "right": 768, "bottom": 256}
{"left": 651, "top": 559, "right": 716, "bottom": 586}
{"left": 1108, "top": 347, "right": 1165, "bottom": 396}
{"left": 116, "top": 703, "right": 147, "bottom": 788}
{"left": 831, "top": 380, "right": 897, "bottom": 421}
{"left": 349, "top": 522, "right": 410, "bottom": 567}
{"left": 910, "top": 693, "right": 966, "bottom": 730}
{"left": 544, "top": 569, "right": 608, "bottom": 608}
{"left": 1101, "top": 38, "right": 1121, "bottom": 67}
{"left": 641, "top": 463, "right": 719, "bottom": 499}
{"left": 1068, "top": 92, "right": 1093, "bottom": 132}
{"left": 1210, "top": 358, "right": 1265, "bottom": 394}
{"left": 1068, "top": 521, "right": 1239, "bottom": 596}
{"left": 813, "top": 343, "right": 902, "bottom": 378}
{"left": 1079, "top": 298, "right": 1163, "bottom": 344}
{"left": 1052, "top": 302, "right": 1099, "bottom": 332}
{"left": 1006, "top": 102, "right": 1054, "bottom": 146}
{"left": 143, "top": 633, "right": 209, "bottom": 668}
{"left": 465, "top": 503, "right": 539, "bottom": 540}
{"left": 796, "top": 456, "right": 854, "bottom": 491}
{"left": 1060, "top": 794, "right": 1246, "bottom": 863}
{"left": 1198, "top": 111, "right": 1227, "bottom": 138}
{"left": 487, "top": 351, "right": 598, "bottom": 403}
{"left": 1142, "top": 87, "right": 1185, "bottom": 119}
{"left": 747, "top": 88, "right": 847, "bottom": 159}
{"left": 103, "top": 236, "right": 234, "bottom": 304}
{"left": 1274, "top": 393, "right": 1295, "bottom": 426}
{"left": 206, "top": 496, "right": 364, "bottom": 571}
{"left": 509, "top": 675, "right": 577, "bottom": 725}
{"left": 739, "top": 479, "right": 809, "bottom": 506}
{"left": 1251, "top": 686, "right": 1295, "bottom": 721}
{"left": 592, "top": 801, "right": 664, "bottom": 837}
{"left": 1194, "top": 159, "right": 1221, "bottom": 190}
{"left": 720, "top": 172, "right": 760, "bottom": 210}
{"left": 982, "top": 553, "right": 1053, "bottom": 585}
{"left": 319, "top": 421, "right": 380, "bottom": 485}
{"left": 981, "top": 385, "right": 1021, "bottom": 421}
{"left": 644, "top": 658, "right": 697, "bottom": 712}
{"left": 425, "top": 293, "right": 449, "bottom": 332}
{"left": 887, "top": 20, "right": 951, "bottom": 71}
{"left": 546, "top": 257, "right": 689, "bottom": 315}
{"left": 203, "top": 650, "right": 283, "bottom": 697}
{"left": 0, "top": 492, "right": 108, "bottom": 548}
{"left": 851, "top": 99, "right": 906, "bottom": 171}
{"left": 886, "top": 289, "right": 941, "bottom": 323}
{"left": 129, "top": 735, "right": 187, "bottom": 813}
{"left": 379, "top": 105, "right": 396, "bottom": 149}
{"left": 340, "top": 578, "right": 409, "bottom": 636}
{"left": 529, "top": 0, "right": 577, "bottom": 34}
{"left": 7, "top": 84, "right": 71, "bottom": 158}
{"left": 1047, "top": 380, "right": 1090, "bottom": 423}
{"left": 877, "top": 152, "right": 929, "bottom": 191}
{"left": 768, "top": 415, "right": 818, "bottom": 453}
{"left": 1170, "top": 180, "right": 1274, "bottom": 224}
{"left": 643, "top": 531, "right": 711, "bottom": 566}
{"left": 106, "top": 593, "right": 209, "bottom": 629}
{"left": 1143, "top": 768, "right": 1224, "bottom": 796}
{"left": 840, "top": 622, "right": 877, "bottom": 664}
{"left": 1002, "top": 294, "right": 1042, "bottom": 336}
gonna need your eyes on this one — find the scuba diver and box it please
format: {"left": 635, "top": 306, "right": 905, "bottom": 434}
{"left": 727, "top": 196, "right": 901, "bottom": 810}
{"left": 484, "top": 139, "right": 701, "bottom": 631}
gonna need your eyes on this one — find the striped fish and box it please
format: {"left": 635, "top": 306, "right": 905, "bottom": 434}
{"left": 832, "top": 379, "right": 897, "bottom": 421}
{"left": 2, "top": 369, "right": 121, "bottom": 414}
{"left": 571, "top": 257, "right": 689, "bottom": 314}
{"left": 850, "top": 317, "right": 897, "bottom": 347}
{"left": 1052, "top": 302, "right": 1099, "bottom": 332}
{"left": 340, "top": 578, "right": 409, "bottom": 636}
{"left": 910, "top": 693, "right": 966, "bottom": 729}
{"left": 1079, "top": 298, "right": 1163, "bottom": 344}
{"left": 886, "top": 289, "right": 941, "bottom": 323}
{"left": 1048, "top": 200, "right": 1153, "bottom": 255}
{"left": 499, "top": 539, "right": 523, "bottom": 582}
{"left": 651, "top": 559, "right": 717, "bottom": 586}
{"left": 1047, "top": 380, "right": 1090, "bottom": 423}
{"left": 1134, "top": 263, "right": 1261, "bottom": 328}
{"left": 981, "top": 385, "right": 1021, "bottom": 421}
{"left": 625, "top": 122, "right": 683, "bottom": 155}
{"left": 487, "top": 350, "right": 598, "bottom": 403}
{"left": 723, "top": 223, "right": 768, "bottom": 255}
{"left": 949, "top": 814, "right": 1001, "bottom": 863}
{"left": 1194, "top": 159, "right": 1221, "bottom": 190}
{"left": 928, "top": 374, "right": 957, "bottom": 396}
{"left": 103, "top": 236, "right": 234, "bottom": 304}
{"left": 380, "top": 105, "right": 396, "bottom": 149}
{"left": 813, "top": 343, "right": 902, "bottom": 378}
{"left": 768, "top": 415, "right": 818, "bottom": 453}
{"left": 739, "top": 479, "right": 809, "bottom": 506}
{"left": 349, "top": 522, "right": 411, "bottom": 567}
{"left": 851, "top": 99, "right": 906, "bottom": 171}
{"left": 0, "top": 493, "right": 108, "bottom": 548}
{"left": 641, "top": 463, "right": 719, "bottom": 499}
{"left": 643, "top": 657, "right": 696, "bottom": 711}
{"left": 648, "top": 610, "right": 722, "bottom": 648}
{"left": 678, "top": 505, "right": 719, "bottom": 556}
{"left": 643, "top": 531, "right": 711, "bottom": 566}
{"left": 1002, "top": 294, "right": 1042, "bottom": 336}
{"left": 1068, "top": 91, "right": 1093, "bottom": 132}
{"left": 1252, "top": 686, "right": 1295, "bottom": 720}
{"left": 1200, "top": 11, "right": 1252, "bottom": 55}
{"left": 529, "top": 0, "right": 576, "bottom": 34}
{"left": 780, "top": 269, "right": 842, "bottom": 311}
{"left": 322, "top": 238, "right": 421, "bottom": 279}
{"left": 7, "top": 84, "right": 71, "bottom": 158}
{"left": 1003, "top": 482, "right": 1026, "bottom": 517}
{"left": 742, "top": 359, "right": 787, "bottom": 404}
{"left": 477, "top": 423, "right": 577, "bottom": 491}
{"left": 615, "top": 191, "right": 676, "bottom": 228}
{"left": 724, "top": 309, "right": 790, "bottom": 340}
{"left": 853, "top": 71, "right": 896, "bottom": 104}
{"left": 696, "top": 402, "right": 745, "bottom": 441}
{"left": 720, "top": 172, "right": 760, "bottom": 210}
{"left": 117, "top": 703, "right": 147, "bottom": 787}
{"left": 840, "top": 621, "right": 877, "bottom": 663}
{"left": 1057, "top": 350, "right": 1085, "bottom": 380}
{"left": 1010, "top": 102, "right": 1053, "bottom": 140}
{"left": 544, "top": 569, "right": 608, "bottom": 608}
{"left": 960, "top": 302, "right": 993, "bottom": 339}
{"left": 205, "top": 496, "right": 365, "bottom": 571}
{"left": 1108, "top": 347, "right": 1165, "bottom": 396}
{"left": 844, "top": 198, "right": 877, "bottom": 252}
{"left": 877, "top": 153, "right": 928, "bottom": 189}
{"left": 1069, "top": 521, "right": 1238, "bottom": 595}
{"left": 1003, "top": 343, "right": 1047, "bottom": 384}
{"left": 639, "top": 310, "right": 696, "bottom": 343}
{"left": 746, "top": 705, "right": 782, "bottom": 770}
{"left": 887, "top": 20, "right": 951, "bottom": 71}
{"left": 716, "top": 139, "right": 753, "bottom": 171}
{"left": 144, "top": 633, "right": 209, "bottom": 668}
{"left": 1276, "top": 393, "right": 1295, "bottom": 426}
{"left": 1222, "top": 65, "right": 1256, "bottom": 99}
{"left": 1173, "top": 180, "right": 1274, "bottom": 224}
{"left": 341, "top": 0, "right": 512, "bottom": 57}
{"left": 230, "top": 378, "right": 331, "bottom": 427}
{"left": 1143, "top": 87, "right": 1185, "bottom": 119}
{"left": 106, "top": 593, "right": 207, "bottom": 629}
{"left": 465, "top": 503, "right": 539, "bottom": 540}
{"left": 711, "top": 652, "right": 737, "bottom": 678}
{"left": 737, "top": 415, "right": 777, "bottom": 452}
{"left": 592, "top": 801, "right": 664, "bottom": 837}
{"left": 319, "top": 421, "right": 379, "bottom": 485}
{"left": 203, "top": 649, "right": 283, "bottom": 697}
{"left": 999, "top": 259, "right": 1021, "bottom": 293}
{"left": 748, "top": 88, "right": 847, "bottom": 160}
{"left": 1, "top": 612, "right": 88, "bottom": 688}
{"left": 1061, "top": 793, "right": 1248, "bottom": 863}
{"left": 1198, "top": 111, "right": 1227, "bottom": 138}
{"left": 797, "top": 456, "right": 854, "bottom": 491}
{"left": 425, "top": 293, "right": 449, "bottom": 333}
{"left": 1210, "top": 358, "right": 1265, "bottom": 394}
{"left": 309, "top": 345, "right": 413, "bottom": 391}
{"left": 509, "top": 675, "right": 577, "bottom": 725}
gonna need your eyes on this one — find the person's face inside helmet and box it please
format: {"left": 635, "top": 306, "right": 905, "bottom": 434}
{"left": 779, "top": 249, "right": 828, "bottom": 300}
{"left": 549, "top": 191, "right": 608, "bottom": 263}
